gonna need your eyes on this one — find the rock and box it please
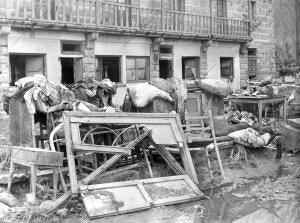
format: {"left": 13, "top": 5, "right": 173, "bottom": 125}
{"left": 56, "top": 208, "right": 68, "bottom": 217}
{"left": 39, "top": 200, "right": 54, "bottom": 210}
{"left": 0, "top": 192, "right": 18, "bottom": 207}
{"left": 0, "top": 202, "right": 10, "bottom": 219}
{"left": 294, "top": 167, "right": 300, "bottom": 178}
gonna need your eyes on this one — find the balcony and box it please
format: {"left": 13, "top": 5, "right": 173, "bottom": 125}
{"left": 0, "top": 0, "right": 251, "bottom": 41}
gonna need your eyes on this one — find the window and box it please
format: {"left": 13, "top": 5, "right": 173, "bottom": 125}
{"left": 182, "top": 57, "right": 200, "bottom": 80}
{"left": 248, "top": 49, "right": 257, "bottom": 79}
{"left": 96, "top": 56, "right": 121, "bottom": 82}
{"left": 9, "top": 54, "right": 45, "bottom": 85}
{"left": 126, "top": 57, "right": 149, "bottom": 82}
{"left": 251, "top": 1, "right": 257, "bottom": 20}
{"left": 61, "top": 41, "right": 82, "bottom": 55}
{"left": 220, "top": 57, "right": 234, "bottom": 78}
{"left": 217, "top": 0, "right": 227, "bottom": 17}
{"left": 163, "top": 0, "right": 185, "bottom": 12}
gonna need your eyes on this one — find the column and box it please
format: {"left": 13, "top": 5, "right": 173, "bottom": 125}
{"left": 150, "top": 37, "right": 163, "bottom": 80}
{"left": 82, "top": 32, "right": 98, "bottom": 79}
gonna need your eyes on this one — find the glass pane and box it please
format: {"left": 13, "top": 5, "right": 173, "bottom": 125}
{"left": 127, "top": 70, "right": 136, "bottom": 81}
{"left": 126, "top": 58, "right": 135, "bottom": 69}
{"left": 136, "top": 58, "right": 146, "bottom": 69}
{"left": 136, "top": 69, "right": 146, "bottom": 80}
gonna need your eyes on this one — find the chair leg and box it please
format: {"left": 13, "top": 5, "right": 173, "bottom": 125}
{"left": 53, "top": 167, "right": 59, "bottom": 200}
{"left": 7, "top": 162, "right": 15, "bottom": 192}
{"left": 30, "top": 165, "right": 37, "bottom": 195}
{"left": 58, "top": 167, "right": 68, "bottom": 193}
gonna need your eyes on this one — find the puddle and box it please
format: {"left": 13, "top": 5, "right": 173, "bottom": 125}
{"left": 65, "top": 174, "right": 300, "bottom": 223}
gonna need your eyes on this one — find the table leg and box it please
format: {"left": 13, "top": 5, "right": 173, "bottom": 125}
{"left": 283, "top": 99, "right": 287, "bottom": 122}
{"left": 53, "top": 167, "right": 58, "bottom": 200}
{"left": 7, "top": 162, "right": 15, "bottom": 192}
{"left": 258, "top": 101, "right": 263, "bottom": 129}
{"left": 30, "top": 165, "right": 37, "bottom": 195}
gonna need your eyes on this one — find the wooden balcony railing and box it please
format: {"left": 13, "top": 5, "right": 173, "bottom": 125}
{"left": 0, "top": 0, "right": 251, "bottom": 40}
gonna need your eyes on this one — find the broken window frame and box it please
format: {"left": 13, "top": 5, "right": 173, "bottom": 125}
{"left": 220, "top": 57, "right": 234, "bottom": 79}
{"left": 126, "top": 56, "right": 150, "bottom": 82}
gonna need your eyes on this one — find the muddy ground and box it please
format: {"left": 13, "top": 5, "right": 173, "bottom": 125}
{"left": 0, "top": 114, "right": 299, "bottom": 223}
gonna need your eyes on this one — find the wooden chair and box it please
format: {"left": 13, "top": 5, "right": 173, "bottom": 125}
{"left": 7, "top": 146, "right": 66, "bottom": 200}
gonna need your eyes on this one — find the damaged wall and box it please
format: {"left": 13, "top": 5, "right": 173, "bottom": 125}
{"left": 207, "top": 42, "right": 241, "bottom": 90}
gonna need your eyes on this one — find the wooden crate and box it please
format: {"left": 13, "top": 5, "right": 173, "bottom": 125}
{"left": 9, "top": 98, "right": 34, "bottom": 146}
{"left": 12, "top": 147, "right": 64, "bottom": 167}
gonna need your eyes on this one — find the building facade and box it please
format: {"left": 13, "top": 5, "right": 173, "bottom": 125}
{"left": 274, "top": 0, "right": 300, "bottom": 67}
{"left": 0, "top": 0, "right": 276, "bottom": 106}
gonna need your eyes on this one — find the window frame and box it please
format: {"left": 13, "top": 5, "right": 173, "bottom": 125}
{"left": 217, "top": 0, "right": 227, "bottom": 18}
{"left": 9, "top": 53, "right": 46, "bottom": 86}
{"left": 96, "top": 55, "right": 122, "bottom": 83}
{"left": 126, "top": 56, "right": 150, "bottom": 83}
{"left": 220, "top": 57, "right": 234, "bottom": 79}
{"left": 182, "top": 56, "right": 200, "bottom": 80}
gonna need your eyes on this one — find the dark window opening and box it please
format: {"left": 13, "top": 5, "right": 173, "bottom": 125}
{"left": 217, "top": 0, "right": 227, "bottom": 17}
{"left": 248, "top": 48, "right": 257, "bottom": 80}
{"left": 61, "top": 42, "right": 82, "bottom": 55}
{"left": 61, "top": 58, "right": 74, "bottom": 85}
{"left": 96, "top": 56, "right": 121, "bottom": 82}
{"left": 220, "top": 57, "right": 234, "bottom": 78}
{"left": 182, "top": 57, "right": 200, "bottom": 80}
{"left": 159, "top": 60, "right": 173, "bottom": 79}
{"left": 160, "top": 46, "right": 173, "bottom": 54}
{"left": 163, "top": 0, "right": 185, "bottom": 12}
{"left": 126, "top": 57, "right": 149, "bottom": 82}
{"left": 251, "top": 1, "right": 257, "bottom": 20}
{"left": 9, "top": 54, "right": 45, "bottom": 86}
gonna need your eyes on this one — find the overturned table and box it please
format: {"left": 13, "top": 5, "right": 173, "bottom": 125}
{"left": 228, "top": 95, "right": 286, "bottom": 128}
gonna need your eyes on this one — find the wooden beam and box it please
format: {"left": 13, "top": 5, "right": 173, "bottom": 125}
{"left": 47, "top": 191, "right": 72, "bottom": 213}
{"left": 74, "top": 144, "right": 132, "bottom": 155}
{"left": 149, "top": 136, "right": 186, "bottom": 176}
{"left": 63, "top": 114, "right": 78, "bottom": 194}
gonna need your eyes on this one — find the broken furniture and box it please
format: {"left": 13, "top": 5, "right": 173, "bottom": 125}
{"left": 282, "top": 118, "right": 300, "bottom": 154}
{"left": 228, "top": 95, "right": 287, "bottom": 128}
{"left": 63, "top": 111, "right": 198, "bottom": 194}
{"left": 80, "top": 175, "right": 205, "bottom": 219}
{"left": 7, "top": 146, "right": 66, "bottom": 200}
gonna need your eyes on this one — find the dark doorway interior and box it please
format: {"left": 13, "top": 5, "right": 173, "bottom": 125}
{"left": 61, "top": 58, "right": 74, "bottom": 84}
{"left": 159, "top": 60, "right": 172, "bottom": 79}
{"left": 9, "top": 55, "right": 26, "bottom": 85}
{"left": 97, "top": 57, "right": 121, "bottom": 82}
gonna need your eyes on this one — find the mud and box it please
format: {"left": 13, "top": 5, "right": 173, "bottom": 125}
{"left": 67, "top": 148, "right": 300, "bottom": 223}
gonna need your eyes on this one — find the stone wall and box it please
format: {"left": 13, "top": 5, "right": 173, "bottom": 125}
{"left": 297, "top": 0, "right": 300, "bottom": 64}
{"left": 0, "top": 26, "right": 10, "bottom": 110}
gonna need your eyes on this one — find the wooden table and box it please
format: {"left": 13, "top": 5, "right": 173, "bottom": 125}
{"left": 228, "top": 95, "right": 286, "bottom": 128}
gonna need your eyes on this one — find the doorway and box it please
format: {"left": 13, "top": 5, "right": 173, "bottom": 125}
{"left": 96, "top": 56, "right": 121, "bottom": 82}
{"left": 61, "top": 58, "right": 74, "bottom": 84}
{"left": 159, "top": 60, "right": 173, "bottom": 79}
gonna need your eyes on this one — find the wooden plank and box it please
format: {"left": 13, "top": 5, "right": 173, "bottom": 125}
{"left": 81, "top": 154, "right": 123, "bottom": 185}
{"left": 74, "top": 144, "right": 132, "bottom": 155}
{"left": 208, "top": 109, "right": 225, "bottom": 180}
{"left": 47, "top": 191, "right": 72, "bottom": 213}
{"left": 63, "top": 113, "right": 78, "bottom": 194}
{"left": 149, "top": 136, "right": 186, "bottom": 176}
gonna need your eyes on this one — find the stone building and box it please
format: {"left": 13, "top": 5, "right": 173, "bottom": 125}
{"left": 0, "top": 0, "right": 276, "bottom": 105}
{"left": 274, "top": 0, "right": 300, "bottom": 67}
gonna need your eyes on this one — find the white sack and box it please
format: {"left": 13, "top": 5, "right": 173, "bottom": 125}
{"left": 127, "top": 83, "right": 174, "bottom": 108}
